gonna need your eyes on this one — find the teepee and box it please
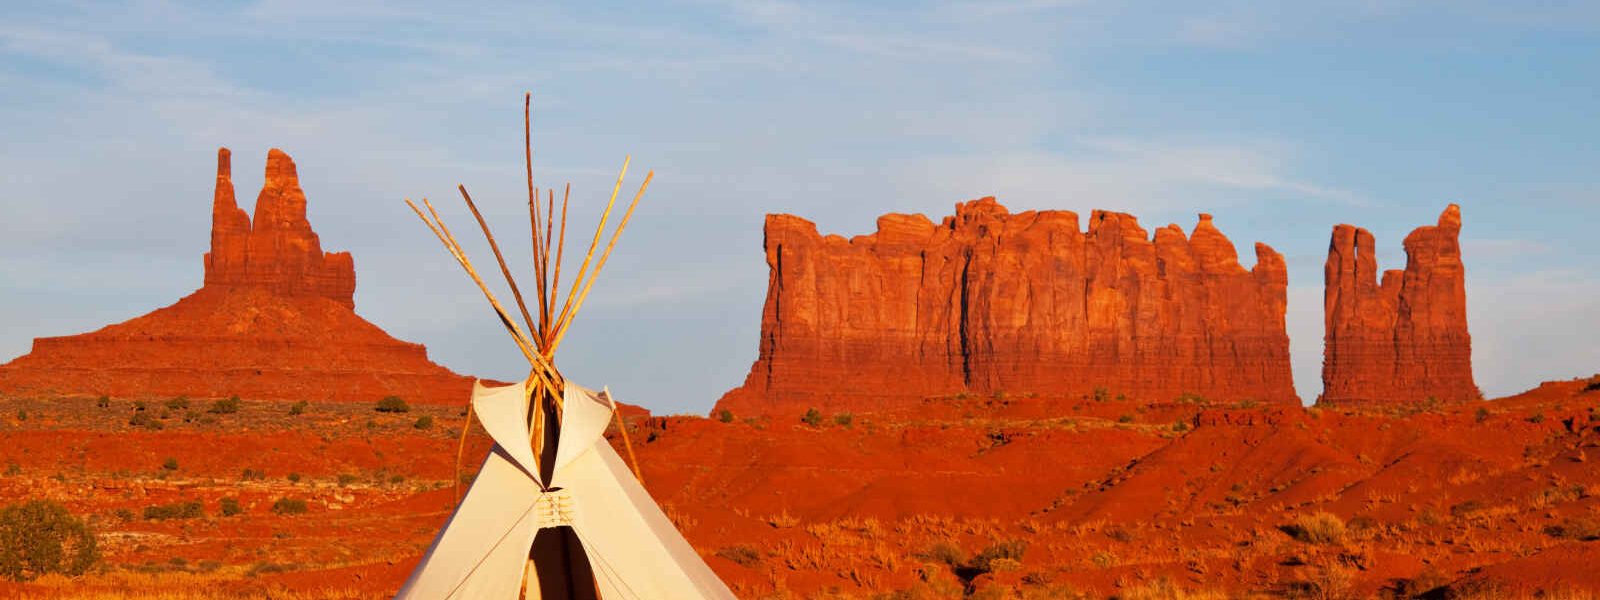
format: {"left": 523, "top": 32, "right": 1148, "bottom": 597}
{"left": 395, "top": 96, "right": 736, "bottom": 600}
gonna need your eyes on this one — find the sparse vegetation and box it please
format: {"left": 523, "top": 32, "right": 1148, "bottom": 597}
{"left": 801, "top": 407, "right": 823, "bottom": 427}
{"left": 833, "top": 412, "right": 854, "bottom": 427}
{"left": 208, "top": 396, "right": 240, "bottom": 414}
{"left": 1118, "top": 414, "right": 1135, "bottom": 423}
{"left": 288, "top": 400, "right": 308, "bottom": 416}
{"left": 1544, "top": 516, "right": 1600, "bottom": 541}
{"left": 161, "top": 457, "right": 178, "bottom": 471}
{"left": 412, "top": 415, "right": 433, "bottom": 430}
{"left": 95, "top": 395, "right": 110, "bottom": 408}
{"left": 375, "top": 396, "right": 409, "bottom": 413}
{"left": 1093, "top": 387, "right": 1109, "bottom": 402}
{"left": 1282, "top": 511, "right": 1345, "bottom": 545}
{"left": 271, "top": 497, "right": 308, "bottom": 516}
{"left": 165, "top": 396, "right": 189, "bottom": 410}
{"left": 717, "top": 409, "right": 734, "bottom": 423}
{"left": 128, "top": 412, "right": 164, "bottom": 431}
{"left": 0, "top": 500, "right": 98, "bottom": 581}
{"left": 715, "top": 545, "right": 762, "bottom": 567}
{"left": 219, "top": 497, "right": 243, "bottom": 517}
{"left": 143, "top": 501, "right": 203, "bottom": 521}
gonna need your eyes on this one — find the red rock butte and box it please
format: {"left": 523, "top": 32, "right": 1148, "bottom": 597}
{"left": 0, "top": 148, "right": 473, "bottom": 404}
{"left": 717, "top": 197, "right": 1299, "bottom": 415}
{"left": 1321, "top": 204, "right": 1479, "bottom": 404}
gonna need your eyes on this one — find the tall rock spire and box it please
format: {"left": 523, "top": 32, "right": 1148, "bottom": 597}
{"left": 201, "top": 148, "right": 355, "bottom": 307}
{"left": 1322, "top": 204, "right": 1478, "bottom": 403}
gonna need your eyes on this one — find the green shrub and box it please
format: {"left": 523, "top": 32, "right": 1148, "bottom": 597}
{"left": 128, "top": 412, "right": 163, "bottom": 431}
{"left": 717, "top": 409, "right": 734, "bottom": 423}
{"left": 208, "top": 397, "right": 240, "bottom": 414}
{"left": 95, "top": 396, "right": 111, "bottom": 409}
{"left": 375, "top": 396, "right": 410, "bottom": 413}
{"left": 1093, "top": 387, "right": 1109, "bottom": 402}
{"left": 801, "top": 407, "right": 822, "bottom": 427}
{"left": 413, "top": 415, "right": 434, "bottom": 430}
{"left": 1172, "top": 420, "right": 1190, "bottom": 432}
{"left": 161, "top": 458, "right": 178, "bottom": 471}
{"left": 165, "top": 397, "right": 189, "bottom": 410}
{"left": 833, "top": 412, "right": 854, "bottom": 427}
{"left": 143, "top": 501, "right": 202, "bottom": 521}
{"left": 271, "top": 498, "right": 308, "bottom": 516}
{"left": 15, "top": 410, "right": 26, "bottom": 422}
{"left": 288, "top": 401, "right": 308, "bottom": 416}
{"left": 286, "top": 472, "right": 301, "bottom": 483}
{"left": 219, "top": 497, "right": 242, "bottom": 517}
{"left": 0, "top": 500, "right": 99, "bottom": 581}
{"left": 337, "top": 473, "right": 358, "bottom": 487}
{"left": 1117, "top": 414, "right": 1135, "bottom": 424}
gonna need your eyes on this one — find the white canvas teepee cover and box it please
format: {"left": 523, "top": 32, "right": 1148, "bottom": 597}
{"left": 396, "top": 379, "right": 735, "bottom": 599}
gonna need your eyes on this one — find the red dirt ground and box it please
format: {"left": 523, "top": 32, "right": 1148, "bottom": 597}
{"left": 1, "top": 378, "right": 1598, "bottom": 598}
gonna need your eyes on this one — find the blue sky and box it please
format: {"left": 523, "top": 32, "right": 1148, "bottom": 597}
{"left": 2, "top": 1, "right": 1597, "bottom": 413}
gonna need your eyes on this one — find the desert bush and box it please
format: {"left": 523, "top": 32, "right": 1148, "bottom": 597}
{"left": 16, "top": 410, "right": 26, "bottom": 422}
{"left": 1584, "top": 377, "right": 1600, "bottom": 393}
{"left": 1117, "top": 414, "right": 1135, "bottom": 424}
{"left": 338, "top": 473, "right": 358, "bottom": 487}
{"left": 271, "top": 497, "right": 308, "bottom": 516}
{"left": 717, "top": 409, "right": 734, "bottom": 423}
{"left": 1093, "top": 387, "right": 1109, "bottom": 402}
{"left": 714, "top": 545, "right": 762, "bottom": 567}
{"left": 165, "top": 396, "right": 189, "bottom": 410}
{"left": 143, "top": 501, "right": 202, "bottom": 521}
{"left": 128, "top": 412, "right": 163, "bottom": 431}
{"left": 1475, "top": 407, "right": 1491, "bottom": 422}
{"left": 1283, "top": 511, "right": 1345, "bottom": 545}
{"left": 413, "top": 415, "right": 434, "bottom": 430}
{"left": 288, "top": 400, "right": 308, "bottom": 416}
{"left": 95, "top": 396, "right": 110, "bottom": 408}
{"left": 968, "top": 539, "right": 1026, "bottom": 573}
{"left": 834, "top": 412, "right": 854, "bottom": 427}
{"left": 917, "top": 541, "right": 965, "bottom": 567}
{"left": 219, "top": 497, "right": 243, "bottom": 517}
{"left": 286, "top": 472, "right": 302, "bottom": 483}
{"left": 1544, "top": 516, "right": 1600, "bottom": 541}
{"left": 1172, "top": 420, "right": 1190, "bottom": 432}
{"left": 0, "top": 500, "right": 98, "bottom": 581}
{"left": 801, "top": 407, "right": 823, "bottom": 427}
{"left": 161, "top": 457, "right": 178, "bottom": 471}
{"left": 375, "top": 396, "right": 410, "bottom": 413}
{"left": 208, "top": 396, "right": 240, "bottom": 414}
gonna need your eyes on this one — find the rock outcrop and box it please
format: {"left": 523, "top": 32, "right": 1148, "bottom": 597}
{"left": 1321, "top": 204, "right": 1478, "bottom": 404}
{"left": 716, "top": 198, "right": 1298, "bottom": 415}
{"left": 204, "top": 148, "right": 356, "bottom": 306}
{"left": 0, "top": 148, "right": 472, "bottom": 404}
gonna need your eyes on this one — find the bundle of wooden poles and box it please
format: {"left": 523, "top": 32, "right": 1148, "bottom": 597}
{"left": 405, "top": 93, "right": 651, "bottom": 504}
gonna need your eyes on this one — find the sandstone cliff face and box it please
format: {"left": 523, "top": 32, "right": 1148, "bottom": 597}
{"left": 0, "top": 148, "right": 471, "bottom": 404}
{"left": 716, "top": 198, "right": 1298, "bottom": 415}
{"left": 1322, "top": 205, "right": 1478, "bottom": 403}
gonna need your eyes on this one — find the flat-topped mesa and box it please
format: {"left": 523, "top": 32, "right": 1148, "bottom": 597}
{"left": 1322, "top": 204, "right": 1479, "bottom": 404}
{"left": 204, "top": 148, "right": 356, "bottom": 307}
{"left": 0, "top": 148, "right": 471, "bottom": 404}
{"left": 715, "top": 197, "right": 1298, "bottom": 416}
